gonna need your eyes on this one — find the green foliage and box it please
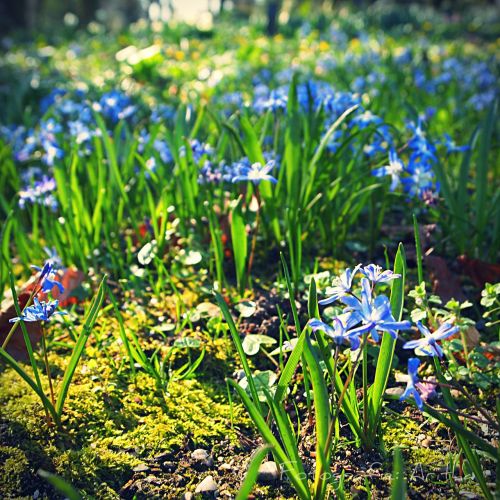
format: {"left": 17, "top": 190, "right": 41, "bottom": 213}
{"left": 391, "top": 448, "right": 406, "bottom": 500}
{"left": 0, "top": 275, "right": 107, "bottom": 427}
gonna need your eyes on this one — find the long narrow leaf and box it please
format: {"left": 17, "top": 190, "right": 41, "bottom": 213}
{"left": 236, "top": 445, "right": 272, "bottom": 500}
{"left": 55, "top": 276, "right": 107, "bottom": 416}
{"left": 215, "top": 292, "right": 262, "bottom": 414}
{"left": 229, "top": 380, "right": 311, "bottom": 500}
{"left": 391, "top": 448, "right": 406, "bottom": 500}
{"left": 368, "top": 244, "right": 406, "bottom": 442}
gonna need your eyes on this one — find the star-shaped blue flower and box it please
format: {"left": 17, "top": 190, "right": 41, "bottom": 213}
{"left": 308, "top": 315, "right": 362, "bottom": 350}
{"left": 319, "top": 264, "right": 361, "bottom": 305}
{"left": 10, "top": 298, "right": 66, "bottom": 323}
{"left": 342, "top": 278, "right": 411, "bottom": 342}
{"left": 400, "top": 357, "right": 424, "bottom": 410}
{"left": 403, "top": 321, "right": 459, "bottom": 358}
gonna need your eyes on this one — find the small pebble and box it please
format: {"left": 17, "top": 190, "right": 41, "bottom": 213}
{"left": 195, "top": 475, "right": 219, "bottom": 496}
{"left": 132, "top": 464, "right": 149, "bottom": 473}
{"left": 422, "top": 437, "right": 432, "bottom": 447}
{"left": 191, "top": 448, "right": 214, "bottom": 467}
{"left": 385, "top": 387, "right": 403, "bottom": 397}
{"left": 257, "top": 461, "right": 280, "bottom": 484}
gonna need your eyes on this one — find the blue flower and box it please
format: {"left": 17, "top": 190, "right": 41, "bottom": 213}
{"left": 68, "top": 120, "right": 94, "bottom": 147}
{"left": 407, "top": 119, "right": 437, "bottom": 163}
{"left": 342, "top": 278, "right": 411, "bottom": 342}
{"left": 350, "top": 110, "right": 382, "bottom": 130}
{"left": 440, "top": 134, "right": 469, "bottom": 154}
{"left": 361, "top": 264, "right": 400, "bottom": 284}
{"left": 403, "top": 321, "right": 459, "bottom": 358}
{"left": 253, "top": 86, "right": 288, "bottom": 114}
{"left": 153, "top": 139, "right": 173, "bottom": 163}
{"left": 402, "top": 160, "right": 436, "bottom": 200}
{"left": 232, "top": 161, "right": 277, "bottom": 185}
{"left": 41, "top": 140, "right": 64, "bottom": 166}
{"left": 308, "top": 316, "right": 362, "bottom": 350}
{"left": 151, "top": 104, "right": 175, "bottom": 123}
{"left": 9, "top": 298, "right": 66, "bottom": 323}
{"left": 319, "top": 264, "right": 361, "bottom": 305}
{"left": 31, "top": 259, "right": 65, "bottom": 294}
{"left": 181, "top": 139, "right": 213, "bottom": 163}
{"left": 19, "top": 176, "right": 58, "bottom": 211}
{"left": 40, "top": 118, "right": 62, "bottom": 138}
{"left": 400, "top": 358, "right": 424, "bottom": 410}
{"left": 43, "top": 247, "right": 64, "bottom": 270}
{"left": 96, "top": 91, "right": 136, "bottom": 124}
{"left": 40, "top": 88, "right": 67, "bottom": 113}
{"left": 372, "top": 149, "right": 404, "bottom": 192}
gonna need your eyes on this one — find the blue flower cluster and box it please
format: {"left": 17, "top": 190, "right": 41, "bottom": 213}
{"left": 310, "top": 264, "right": 410, "bottom": 349}
{"left": 10, "top": 257, "right": 66, "bottom": 324}
{"left": 412, "top": 58, "right": 498, "bottom": 112}
{"left": 198, "top": 153, "right": 279, "bottom": 185}
{"left": 19, "top": 174, "right": 58, "bottom": 211}
{"left": 1, "top": 88, "right": 139, "bottom": 168}
{"left": 372, "top": 119, "right": 468, "bottom": 202}
{"left": 311, "top": 264, "right": 460, "bottom": 410}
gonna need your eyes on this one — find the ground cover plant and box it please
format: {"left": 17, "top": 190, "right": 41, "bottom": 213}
{"left": 0, "top": 1, "right": 499, "bottom": 498}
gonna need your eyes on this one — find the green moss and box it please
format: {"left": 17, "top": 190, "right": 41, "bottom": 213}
{"left": 53, "top": 447, "right": 133, "bottom": 498}
{"left": 0, "top": 446, "right": 31, "bottom": 497}
{"left": 0, "top": 331, "right": 248, "bottom": 498}
{"left": 382, "top": 410, "right": 449, "bottom": 467}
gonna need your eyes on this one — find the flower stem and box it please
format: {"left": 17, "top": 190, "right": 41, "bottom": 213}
{"left": 247, "top": 189, "right": 261, "bottom": 279}
{"left": 41, "top": 324, "right": 56, "bottom": 408}
{"left": 2, "top": 279, "right": 43, "bottom": 350}
{"left": 362, "top": 339, "right": 369, "bottom": 436}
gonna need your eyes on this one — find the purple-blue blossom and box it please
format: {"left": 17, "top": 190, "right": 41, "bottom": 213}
{"left": 361, "top": 264, "right": 400, "bottom": 284}
{"left": 403, "top": 321, "right": 459, "bottom": 358}
{"left": 232, "top": 160, "right": 277, "bottom": 185}
{"left": 342, "top": 278, "right": 411, "bottom": 342}
{"left": 319, "top": 265, "right": 361, "bottom": 305}
{"left": 308, "top": 316, "right": 362, "bottom": 350}
{"left": 400, "top": 358, "right": 424, "bottom": 410}
{"left": 10, "top": 298, "right": 66, "bottom": 323}
{"left": 372, "top": 149, "right": 404, "bottom": 192}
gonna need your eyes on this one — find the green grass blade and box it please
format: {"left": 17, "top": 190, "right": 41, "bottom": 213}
{"left": 229, "top": 380, "right": 311, "bottom": 500}
{"left": 230, "top": 196, "right": 248, "bottom": 294}
{"left": 303, "top": 333, "right": 331, "bottom": 499}
{"left": 236, "top": 445, "right": 272, "bottom": 500}
{"left": 423, "top": 405, "right": 496, "bottom": 459}
{"left": 391, "top": 448, "right": 406, "bottom": 500}
{"left": 106, "top": 285, "right": 136, "bottom": 376}
{"left": 274, "top": 328, "right": 306, "bottom": 404}
{"left": 475, "top": 98, "right": 497, "bottom": 251}
{"left": 9, "top": 274, "right": 44, "bottom": 395}
{"left": 240, "top": 113, "right": 265, "bottom": 164}
{"left": 280, "top": 253, "right": 300, "bottom": 329}
{"left": 0, "top": 346, "right": 58, "bottom": 422}
{"left": 265, "top": 390, "right": 307, "bottom": 482}
{"left": 215, "top": 292, "right": 262, "bottom": 414}
{"left": 308, "top": 278, "right": 320, "bottom": 319}
{"left": 432, "top": 360, "right": 493, "bottom": 499}
{"left": 368, "top": 244, "right": 406, "bottom": 442}
{"left": 55, "top": 276, "right": 107, "bottom": 417}
{"left": 412, "top": 215, "right": 423, "bottom": 284}
{"left": 38, "top": 469, "right": 82, "bottom": 500}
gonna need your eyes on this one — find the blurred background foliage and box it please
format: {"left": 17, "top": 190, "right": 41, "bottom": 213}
{"left": 1, "top": 0, "right": 499, "bottom": 38}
